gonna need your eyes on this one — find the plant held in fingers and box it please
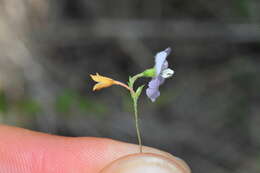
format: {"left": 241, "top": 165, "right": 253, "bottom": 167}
{"left": 90, "top": 47, "right": 174, "bottom": 153}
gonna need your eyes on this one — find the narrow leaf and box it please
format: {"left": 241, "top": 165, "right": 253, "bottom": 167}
{"left": 135, "top": 85, "right": 145, "bottom": 99}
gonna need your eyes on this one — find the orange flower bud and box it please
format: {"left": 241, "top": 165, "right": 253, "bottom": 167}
{"left": 90, "top": 73, "right": 116, "bottom": 91}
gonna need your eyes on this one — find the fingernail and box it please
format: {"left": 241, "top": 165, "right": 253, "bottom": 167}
{"left": 100, "top": 153, "right": 191, "bottom": 173}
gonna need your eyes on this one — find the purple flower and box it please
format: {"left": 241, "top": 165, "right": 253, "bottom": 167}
{"left": 146, "top": 48, "right": 174, "bottom": 102}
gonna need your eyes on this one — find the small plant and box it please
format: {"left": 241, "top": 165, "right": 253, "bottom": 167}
{"left": 90, "top": 48, "right": 174, "bottom": 153}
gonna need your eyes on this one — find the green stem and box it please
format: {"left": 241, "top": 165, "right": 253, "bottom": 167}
{"left": 133, "top": 98, "right": 142, "bottom": 153}
{"left": 129, "top": 73, "right": 144, "bottom": 89}
{"left": 132, "top": 73, "right": 144, "bottom": 81}
{"left": 128, "top": 72, "right": 145, "bottom": 153}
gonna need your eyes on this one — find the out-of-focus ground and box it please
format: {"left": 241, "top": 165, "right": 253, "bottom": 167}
{"left": 0, "top": 0, "right": 260, "bottom": 172}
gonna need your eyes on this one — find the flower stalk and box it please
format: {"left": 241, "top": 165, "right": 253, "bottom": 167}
{"left": 128, "top": 73, "right": 145, "bottom": 153}
{"left": 133, "top": 97, "right": 142, "bottom": 153}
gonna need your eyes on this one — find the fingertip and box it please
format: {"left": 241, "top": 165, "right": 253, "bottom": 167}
{"left": 97, "top": 140, "right": 191, "bottom": 173}
{"left": 104, "top": 139, "right": 179, "bottom": 162}
{"left": 99, "top": 153, "right": 191, "bottom": 173}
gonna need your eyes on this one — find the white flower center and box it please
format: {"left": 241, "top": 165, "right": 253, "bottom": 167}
{"left": 161, "top": 68, "right": 174, "bottom": 78}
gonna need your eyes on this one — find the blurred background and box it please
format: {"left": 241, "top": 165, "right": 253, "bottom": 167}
{"left": 0, "top": 0, "right": 260, "bottom": 172}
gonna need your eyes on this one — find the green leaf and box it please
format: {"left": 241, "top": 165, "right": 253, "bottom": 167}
{"left": 135, "top": 85, "right": 145, "bottom": 99}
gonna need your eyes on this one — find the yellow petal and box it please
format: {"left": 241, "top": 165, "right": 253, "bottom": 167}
{"left": 90, "top": 73, "right": 114, "bottom": 83}
{"left": 93, "top": 82, "right": 113, "bottom": 91}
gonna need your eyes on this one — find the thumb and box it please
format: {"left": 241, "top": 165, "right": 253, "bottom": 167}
{"left": 0, "top": 125, "right": 190, "bottom": 173}
{"left": 100, "top": 153, "right": 191, "bottom": 173}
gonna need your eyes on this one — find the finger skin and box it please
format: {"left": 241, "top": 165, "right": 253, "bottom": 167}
{"left": 100, "top": 153, "right": 191, "bottom": 173}
{"left": 0, "top": 125, "right": 174, "bottom": 173}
